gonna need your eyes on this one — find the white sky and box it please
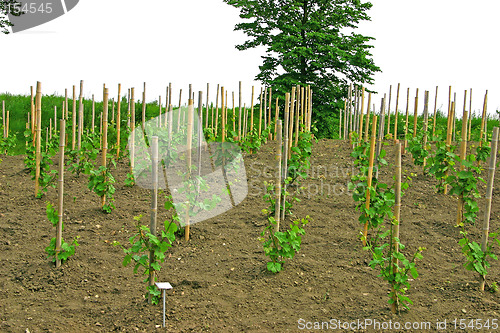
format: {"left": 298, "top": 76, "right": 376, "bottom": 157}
{"left": 1, "top": 0, "right": 500, "bottom": 117}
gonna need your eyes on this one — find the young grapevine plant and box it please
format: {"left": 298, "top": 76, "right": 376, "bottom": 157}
{"left": 44, "top": 202, "right": 79, "bottom": 263}
{"left": 87, "top": 158, "right": 117, "bottom": 213}
{"left": 114, "top": 204, "right": 178, "bottom": 304}
{"left": 259, "top": 212, "right": 309, "bottom": 273}
{"left": 349, "top": 144, "right": 425, "bottom": 312}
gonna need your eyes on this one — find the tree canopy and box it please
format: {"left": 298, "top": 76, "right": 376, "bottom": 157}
{"left": 224, "top": 0, "right": 380, "bottom": 138}
{"left": 0, "top": 0, "right": 23, "bottom": 34}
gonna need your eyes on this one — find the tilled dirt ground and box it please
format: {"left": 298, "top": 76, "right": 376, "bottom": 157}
{"left": 1, "top": 139, "right": 500, "bottom": 332}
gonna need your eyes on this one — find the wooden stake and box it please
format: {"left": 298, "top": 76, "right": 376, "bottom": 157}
{"left": 456, "top": 106, "right": 468, "bottom": 226}
{"left": 404, "top": 88, "right": 410, "bottom": 145}
{"left": 412, "top": 88, "right": 419, "bottom": 138}
{"left": 275, "top": 119, "right": 283, "bottom": 233}
{"left": 281, "top": 94, "right": 290, "bottom": 221}
{"left": 55, "top": 119, "right": 66, "bottom": 268}
{"left": 72, "top": 85, "right": 76, "bottom": 150}
{"left": 468, "top": 88, "right": 473, "bottom": 141}
{"left": 386, "top": 85, "right": 392, "bottom": 138}
{"left": 391, "top": 142, "right": 402, "bottom": 313}
{"left": 480, "top": 127, "right": 499, "bottom": 290}
{"left": 77, "top": 80, "right": 84, "bottom": 150}
{"left": 363, "top": 116, "right": 378, "bottom": 246}
{"left": 116, "top": 84, "right": 122, "bottom": 158}
{"left": 288, "top": 87, "right": 296, "bottom": 154}
{"left": 359, "top": 87, "right": 365, "bottom": 144}
{"left": 214, "top": 85, "right": 219, "bottom": 134}
{"left": 250, "top": 86, "right": 255, "bottom": 133}
{"left": 274, "top": 97, "right": 279, "bottom": 137}
{"left": 92, "top": 94, "right": 95, "bottom": 133}
{"left": 232, "top": 91, "right": 236, "bottom": 133}
{"left": 422, "top": 91, "right": 429, "bottom": 167}
{"left": 258, "top": 87, "right": 263, "bottom": 136}
{"left": 142, "top": 82, "right": 146, "bottom": 131}
{"left": 364, "top": 93, "right": 371, "bottom": 143}
{"left": 35, "top": 82, "right": 42, "bottom": 197}
{"left": 185, "top": 99, "right": 194, "bottom": 241}
{"left": 205, "top": 83, "right": 210, "bottom": 128}
{"left": 130, "top": 88, "right": 136, "bottom": 172}
{"left": 221, "top": 87, "right": 225, "bottom": 141}
{"left": 148, "top": 135, "right": 159, "bottom": 303}
{"left": 479, "top": 90, "right": 488, "bottom": 147}
{"left": 102, "top": 88, "right": 109, "bottom": 208}
{"left": 393, "top": 83, "right": 400, "bottom": 143}
{"left": 238, "top": 81, "right": 242, "bottom": 139}
{"left": 432, "top": 86, "right": 439, "bottom": 138}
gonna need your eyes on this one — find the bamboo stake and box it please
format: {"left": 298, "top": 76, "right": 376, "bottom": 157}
{"left": 275, "top": 119, "right": 282, "bottom": 233}
{"left": 391, "top": 142, "right": 402, "bottom": 313}
{"left": 55, "top": 119, "right": 66, "bottom": 268}
{"left": 263, "top": 87, "right": 268, "bottom": 130}
{"left": 250, "top": 86, "right": 255, "bottom": 133}
{"left": 232, "top": 91, "right": 236, "bottom": 133}
{"left": 444, "top": 101, "right": 455, "bottom": 195}
{"left": 102, "top": 88, "right": 109, "bottom": 208}
{"left": 116, "top": 84, "right": 122, "bottom": 158}
{"left": 214, "top": 85, "right": 219, "bottom": 134}
{"left": 30, "top": 87, "right": 35, "bottom": 137}
{"left": 6, "top": 111, "right": 9, "bottom": 140}
{"left": 307, "top": 86, "right": 312, "bottom": 132}
{"left": 268, "top": 88, "right": 273, "bottom": 135}
{"left": 185, "top": 99, "right": 194, "bottom": 241}
{"left": 35, "top": 82, "right": 42, "bottom": 197}
{"left": 387, "top": 85, "right": 392, "bottom": 138}
{"left": 479, "top": 90, "right": 488, "bottom": 147}
{"left": 412, "top": 88, "right": 419, "bottom": 138}
{"left": 72, "top": 85, "right": 76, "bottom": 150}
{"left": 2, "top": 100, "right": 5, "bottom": 138}
{"left": 92, "top": 94, "right": 95, "bottom": 133}
{"left": 375, "top": 97, "right": 386, "bottom": 180}
{"left": 142, "top": 82, "right": 146, "bottom": 131}
{"left": 300, "top": 87, "right": 304, "bottom": 129}
{"left": 453, "top": 92, "right": 457, "bottom": 142}
{"left": 281, "top": 93, "right": 290, "bottom": 221}
{"left": 393, "top": 83, "right": 400, "bottom": 143}
{"left": 359, "top": 87, "right": 365, "bottom": 144}
{"left": 130, "top": 88, "right": 136, "bottom": 172}
{"left": 274, "top": 97, "right": 279, "bottom": 137}
{"left": 288, "top": 87, "right": 296, "bottom": 154}
{"left": 432, "top": 86, "right": 439, "bottom": 138}
{"left": 64, "top": 88, "right": 68, "bottom": 121}
{"left": 364, "top": 93, "right": 371, "bottom": 143}
{"left": 148, "top": 135, "right": 159, "bottom": 303}
{"left": 339, "top": 106, "right": 343, "bottom": 140}
{"left": 77, "top": 80, "right": 84, "bottom": 150}
{"left": 221, "top": 87, "right": 225, "bottom": 141}
{"left": 468, "top": 88, "right": 473, "bottom": 141}
{"left": 480, "top": 127, "right": 499, "bottom": 290}
{"left": 404, "top": 88, "right": 410, "bottom": 147}
{"left": 49, "top": 119, "right": 52, "bottom": 141}
{"left": 422, "top": 91, "right": 429, "bottom": 167}
{"left": 456, "top": 107, "right": 468, "bottom": 226}
{"left": 363, "top": 116, "right": 378, "bottom": 246}
{"left": 347, "top": 84, "right": 352, "bottom": 136}
{"left": 243, "top": 103, "right": 248, "bottom": 139}
{"left": 238, "top": 81, "right": 242, "bottom": 139}
{"left": 205, "top": 83, "right": 209, "bottom": 128}
{"left": 294, "top": 87, "right": 300, "bottom": 146}
{"left": 54, "top": 106, "right": 57, "bottom": 135}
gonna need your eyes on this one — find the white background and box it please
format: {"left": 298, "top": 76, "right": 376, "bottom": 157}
{"left": 1, "top": 0, "right": 499, "bottom": 118}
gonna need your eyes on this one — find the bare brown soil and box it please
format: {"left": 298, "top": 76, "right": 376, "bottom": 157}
{"left": 1, "top": 139, "right": 500, "bottom": 332}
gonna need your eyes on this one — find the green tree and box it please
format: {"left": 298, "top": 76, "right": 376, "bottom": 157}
{"left": 0, "top": 0, "right": 23, "bottom": 34}
{"left": 224, "top": 0, "right": 380, "bottom": 138}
